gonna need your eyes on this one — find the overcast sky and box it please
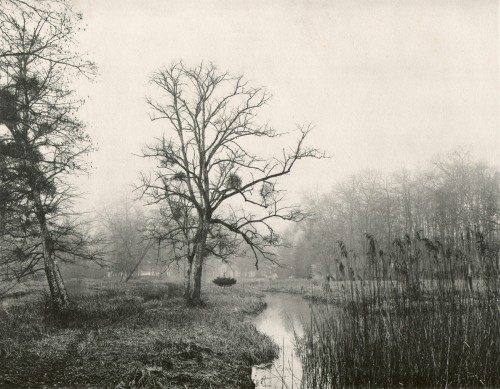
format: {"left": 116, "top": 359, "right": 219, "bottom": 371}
{"left": 73, "top": 0, "right": 499, "bottom": 209}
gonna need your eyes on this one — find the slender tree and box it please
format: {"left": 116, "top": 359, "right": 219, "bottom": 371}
{"left": 140, "top": 62, "right": 324, "bottom": 304}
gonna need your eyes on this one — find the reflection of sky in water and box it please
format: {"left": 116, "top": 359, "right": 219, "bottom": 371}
{"left": 252, "top": 294, "right": 312, "bottom": 389}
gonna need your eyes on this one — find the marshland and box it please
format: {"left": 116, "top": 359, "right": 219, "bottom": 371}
{"left": 1, "top": 0, "right": 499, "bottom": 388}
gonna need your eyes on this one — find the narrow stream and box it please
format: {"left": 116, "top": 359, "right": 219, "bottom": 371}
{"left": 251, "top": 293, "right": 312, "bottom": 389}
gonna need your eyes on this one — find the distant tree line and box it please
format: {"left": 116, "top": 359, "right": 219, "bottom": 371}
{"left": 282, "top": 150, "right": 500, "bottom": 282}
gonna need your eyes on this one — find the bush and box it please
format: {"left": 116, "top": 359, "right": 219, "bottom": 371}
{"left": 212, "top": 277, "right": 237, "bottom": 288}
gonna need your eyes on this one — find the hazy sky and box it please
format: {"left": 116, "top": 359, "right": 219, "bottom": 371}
{"left": 73, "top": 0, "right": 499, "bottom": 209}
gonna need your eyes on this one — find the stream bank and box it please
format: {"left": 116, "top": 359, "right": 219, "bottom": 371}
{"left": 0, "top": 280, "right": 278, "bottom": 388}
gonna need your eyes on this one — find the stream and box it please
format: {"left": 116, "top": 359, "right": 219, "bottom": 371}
{"left": 251, "top": 293, "right": 312, "bottom": 389}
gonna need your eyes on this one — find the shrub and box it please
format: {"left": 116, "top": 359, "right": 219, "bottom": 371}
{"left": 212, "top": 277, "right": 237, "bottom": 288}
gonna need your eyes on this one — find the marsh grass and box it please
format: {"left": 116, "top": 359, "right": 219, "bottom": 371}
{"left": 0, "top": 279, "right": 278, "bottom": 388}
{"left": 240, "top": 277, "right": 322, "bottom": 297}
{"left": 299, "top": 235, "right": 499, "bottom": 388}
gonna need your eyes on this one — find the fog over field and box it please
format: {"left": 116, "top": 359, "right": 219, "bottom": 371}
{"left": 73, "top": 0, "right": 498, "bottom": 209}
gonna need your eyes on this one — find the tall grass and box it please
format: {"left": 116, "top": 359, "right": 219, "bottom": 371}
{"left": 299, "top": 233, "right": 499, "bottom": 388}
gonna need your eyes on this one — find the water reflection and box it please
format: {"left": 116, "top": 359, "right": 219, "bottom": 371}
{"left": 252, "top": 293, "right": 312, "bottom": 389}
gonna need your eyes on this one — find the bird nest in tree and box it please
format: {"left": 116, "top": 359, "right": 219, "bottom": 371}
{"left": 225, "top": 173, "right": 242, "bottom": 190}
{"left": 173, "top": 171, "right": 186, "bottom": 180}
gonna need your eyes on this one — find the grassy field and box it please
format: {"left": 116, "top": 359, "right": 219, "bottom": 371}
{"left": 239, "top": 277, "right": 322, "bottom": 297}
{"left": 0, "top": 279, "right": 278, "bottom": 388}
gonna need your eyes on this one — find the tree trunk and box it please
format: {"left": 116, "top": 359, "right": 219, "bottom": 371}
{"left": 40, "top": 224, "right": 69, "bottom": 312}
{"left": 185, "top": 224, "right": 208, "bottom": 305}
{"left": 187, "top": 254, "right": 203, "bottom": 304}
{"left": 125, "top": 242, "right": 153, "bottom": 282}
{"left": 34, "top": 192, "right": 69, "bottom": 312}
{"left": 183, "top": 252, "right": 195, "bottom": 300}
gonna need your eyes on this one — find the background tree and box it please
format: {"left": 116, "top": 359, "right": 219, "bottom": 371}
{"left": 0, "top": 0, "right": 96, "bottom": 311}
{"left": 98, "top": 197, "right": 157, "bottom": 282}
{"left": 140, "top": 61, "right": 324, "bottom": 304}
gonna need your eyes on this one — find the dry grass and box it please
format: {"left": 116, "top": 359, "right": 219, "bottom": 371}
{"left": 0, "top": 279, "right": 278, "bottom": 388}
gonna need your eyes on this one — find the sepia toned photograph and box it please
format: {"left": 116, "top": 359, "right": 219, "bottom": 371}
{"left": 0, "top": 0, "right": 498, "bottom": 388}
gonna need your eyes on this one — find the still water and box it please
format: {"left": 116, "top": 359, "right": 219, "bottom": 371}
{"left": 252, "top": 293, "right": 312, "bottom": 389}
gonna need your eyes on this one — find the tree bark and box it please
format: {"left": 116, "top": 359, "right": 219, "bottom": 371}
{"left": 34, "top": 192, "right": 69, "bottom": 312}
{"left": 186, "top": 223, "right": 208, "bottom": 305}
{"left": 40, "top": 221, "right": 69, "bottom": 312}
{"left": 187, "top": 254, "right": 204, "bottom": 304}
{"left": 183, "top": 251, "right": 195, "bottom": 300}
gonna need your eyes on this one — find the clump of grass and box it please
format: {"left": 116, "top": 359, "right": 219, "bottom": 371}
{"left": 117, "top": 365, "right": 170, "bottom": 389}
{"left": 53, "top": 293, "right": 149, "bottom": 328}
{"left": 133, "top": 284, "right": 172, "bottom": 301}
{"left": 237, "top": 321, "right": 279, "bottom": 363}
{"left": 299, "top": 234, "right": 500, "bottom": 388}
{"left": 2, "top": 290, "right": 33, "bottom": 299}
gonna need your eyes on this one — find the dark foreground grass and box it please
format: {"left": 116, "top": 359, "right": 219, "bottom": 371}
{"left": 0, "top": 280, "right": 278, "bottom": 388}
{"left": 299, "top": 279, "right": 500, "bottom": 388}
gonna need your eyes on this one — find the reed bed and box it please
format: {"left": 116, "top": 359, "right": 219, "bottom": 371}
{"left": 299, "top": 234, "right": 499, "bottom": 388}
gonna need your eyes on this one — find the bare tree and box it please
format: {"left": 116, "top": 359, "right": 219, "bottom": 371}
{"left": 0, "top": 1, "right": 96, "bottom": 311}
{"left": 98, "top": 197, "right": 156, "bottom": 282}
{"left": 139, "top": 62, "right": 324, "bottom": 304}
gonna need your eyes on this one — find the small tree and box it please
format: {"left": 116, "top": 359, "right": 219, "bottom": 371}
{"left": 140, "top": 61, "right": 324, "bottom": 304}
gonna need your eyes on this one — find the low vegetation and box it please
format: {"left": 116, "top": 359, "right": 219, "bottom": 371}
{"left": 240, "top": 277, "right": 319, "bottom": 295}
{"left": 212, "top": 276, "right": 237, "bottom": 288}
{"left": 0, "top": 279, "right": 278, "bottom": 388}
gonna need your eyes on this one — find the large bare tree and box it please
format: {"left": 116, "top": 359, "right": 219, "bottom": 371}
{"left": 140, "top": 62, "right": 324, "bottom": 304}
{"left": 0, "top": 0, "right": 96, "bottom": 311}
